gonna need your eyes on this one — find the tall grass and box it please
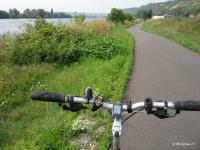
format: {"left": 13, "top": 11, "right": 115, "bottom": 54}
{"left": 142, "top": 17, "right": 200, "bottom": 54}
{"left": 0, "top": 19, "right": 134, "bottom": 149}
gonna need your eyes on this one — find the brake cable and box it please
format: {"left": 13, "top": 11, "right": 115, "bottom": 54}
{"left": 122, "top": 108, "right": 144, "bottom": 124}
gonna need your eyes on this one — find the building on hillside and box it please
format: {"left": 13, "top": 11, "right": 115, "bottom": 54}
{"left": 189, "top": 14, "right": 194, "bottom": 18}
{"left": 152, "top": 15, "right": 165, "bottom": 20}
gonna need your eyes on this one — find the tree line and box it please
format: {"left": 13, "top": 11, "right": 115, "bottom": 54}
{"left": 137, "top": 9, "right": 152, "bottom": 20}
{"left": 107, "top": 8, "right": 153, "bottom": 23}
{"left": 0, "top": 8, "right": 72, "bottom": 19}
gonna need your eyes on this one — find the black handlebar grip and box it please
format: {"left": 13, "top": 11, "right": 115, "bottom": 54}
{"left": 31, "top": 92, "right": 65, "bottom": 103}
{"left": 175, "top": 101, "right": 200, "bottom": 111}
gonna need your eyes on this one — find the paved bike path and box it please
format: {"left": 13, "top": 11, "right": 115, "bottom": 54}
{"left": 121, "top": 24, "right": 200, "bottom": 150}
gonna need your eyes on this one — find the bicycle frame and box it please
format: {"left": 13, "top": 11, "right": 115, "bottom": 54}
{"left": 112, "top": 118, "right": 122, "bottom": 150}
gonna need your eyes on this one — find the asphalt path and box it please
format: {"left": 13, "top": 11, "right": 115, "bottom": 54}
{"left": 120, "top": 24, "right": 200, "bottom": 150}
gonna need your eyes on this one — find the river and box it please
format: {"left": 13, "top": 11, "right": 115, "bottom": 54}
{"left": 0, "top": 18, "right": 97, "bottom": 35}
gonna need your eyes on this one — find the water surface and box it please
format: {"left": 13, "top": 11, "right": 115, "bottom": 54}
{"left": 0, "top": 18, "right": 96, "bottom": 34}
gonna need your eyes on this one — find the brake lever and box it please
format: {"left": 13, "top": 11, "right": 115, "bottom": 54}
{"left": 59, "top": 103, "right": 87, "bottom": 112}
{"left": 152, "top": 108, "right": 169, "bottom": 119}
{"left": 91, "top": 94, "right": 103, "bottom": 112}
{"left": 152, "top": 108, "right": 180, "bottom": 119}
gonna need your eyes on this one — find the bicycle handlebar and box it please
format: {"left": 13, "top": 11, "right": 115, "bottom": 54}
{"left": 31, "top": 92, "right": 200, "bottom": 112}
{"left": 175, "top": 101, "right": 200, "bottom": 111}
{"left": 31, "top": 92, "right": 65, "bottom": 103}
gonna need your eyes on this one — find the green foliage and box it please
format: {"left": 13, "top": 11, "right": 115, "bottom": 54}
{"left": 137, "top": 9, "right": 146, "bottom": 19}
{"left": 170, "top": 3, "right": 200, "bottom": 17}
{"left": 8, "top": 8, "right": 20, "bottom": 18}
{"left": 107, "top": 8, "right": 126, "bottom": 23}
{"left": 0, "top": 23, "right": 133, "bottom": 150}
{"left": 137, "top": 9, "right": 152, "bottom": 20}
{"left": 146, "top": 9, "right": 153, "bottom": 19}
{"left": 22, "top": 9, "right": 32, "bottom": 18}
{"left": 10, "top": 19, "right": 124, "bottom": 65}
{"left": 0, "top": 8, "right": 72, "bottom": 19}
{"left": 142, "top": 18, "right": 200, "bottom": 54}
{"left": 0, "top": 64, "right": 55, "bottom": 114}
{"left": 0, "top": 34, "right": 12, "bottom": 63}
{"left": 124, "top": 13, "right": 134, "bottom": 21}
{"left": 80, "top": 37, "right": 122, "bottom": 59}
{"left": 0, "top": 10, "right": 9, "bottom": 18}
{"left": 144, "top": 17, "right": 200, "bottom": 36}
{"left": 24, "top": 9, "right": 72, "bottom": 18}
{"left": 107, "top": 8, "right": 136, "bottom": 27}
{"left": 10, "top": 19, "right": 82, "bottom": 65}
{"left": 178, "top": 17, "right": 200, "bottom": 35}
{"left": 126, "top": 0, "right": 200, "bottom": 17}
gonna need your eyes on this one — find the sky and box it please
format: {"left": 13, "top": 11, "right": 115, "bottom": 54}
{"left": 0, "top": 0, "right": 169, "bottom": 13}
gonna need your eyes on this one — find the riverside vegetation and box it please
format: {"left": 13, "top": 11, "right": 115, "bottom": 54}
{"left": 142, "top": 17, "right": 200, "bottom": 55}
{"left": 0, "top": 19, "right": 134, "bottom": 149}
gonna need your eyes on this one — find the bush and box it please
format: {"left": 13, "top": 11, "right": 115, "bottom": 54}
{"left": 80, "top": 37, "right": 122, "bottom": 59}
{"left": 11, "top": 19, "right": 84, "bottom": 65}
{"left": 10, "top": 19, "right": 123, "bottom": 65}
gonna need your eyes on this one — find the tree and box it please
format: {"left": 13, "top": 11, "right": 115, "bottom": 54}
{"left": 137, "top": 9, "right": 146, "bottom": 19}
{"left": 124, "top": 13, "right": 134, "bottom": 21}
{"left": 37, "top": 9, "right": 46, "bottom": 18}
{"left": 107, "top": 8, "right": 125, "bottom": 23}
{"left": 30, "top": 9, "right": 38, "bottom": 18}
{"left": 22, "top": 9, "right": 71, "bottom": 18}
{"left": 146, "top": 9, "right": 153, "bottom": 19}
{"left": 51, "top": 8, "right": 53, "bottom": 18}
{"left": 9, "top": 8, "right": 20, "bottom": 18}
{"left": 23, "top": 9, "right": 31, "bottom": 18}
{"left": 137, "top": 9, "right": 152, "bottom": 20}
{"left": 0, "top": 10, "right": 9, "bottom": 18}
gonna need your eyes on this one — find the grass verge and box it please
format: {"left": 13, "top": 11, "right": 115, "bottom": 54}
{"left": 142, "top": 19, "right": 200, "bottom": 55}
{"left": 0, "top": 23, "right": 134, "bottom": 149}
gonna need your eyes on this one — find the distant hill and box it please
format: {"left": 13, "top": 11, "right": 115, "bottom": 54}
{"left": 124, "top": 0, "right": 200, "bottom": 16}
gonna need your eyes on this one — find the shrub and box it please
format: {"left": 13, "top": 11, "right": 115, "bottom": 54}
{"left": 80, "top": 37, "right": 122, "bottom": 59}
{"left": 10, "top": 19, "right": 123, "bottom": 65}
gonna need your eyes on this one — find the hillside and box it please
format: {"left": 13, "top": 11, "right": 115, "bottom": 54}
{"left": 124, "top": 0, "right": 200, "bottom": 16}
